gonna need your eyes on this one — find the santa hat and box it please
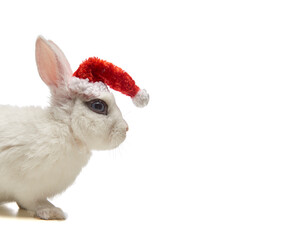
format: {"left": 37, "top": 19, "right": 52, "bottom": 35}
{"left": 72, "top": 57, "right": 149, "bottom": 107}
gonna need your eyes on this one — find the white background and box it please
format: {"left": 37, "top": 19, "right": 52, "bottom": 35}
{"left": 0, "top": 0, "right": 304, "bottom": 239}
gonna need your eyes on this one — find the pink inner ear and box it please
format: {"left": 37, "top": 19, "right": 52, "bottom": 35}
{"left": 36, "top": 39, "right": 59, "bottom": 87}
{"left": 48, "top": 41, "right": 72, "bottom": 72}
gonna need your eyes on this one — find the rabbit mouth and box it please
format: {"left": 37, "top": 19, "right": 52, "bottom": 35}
{"left": 109, "top": 128, "right": 127, "bottom": 149}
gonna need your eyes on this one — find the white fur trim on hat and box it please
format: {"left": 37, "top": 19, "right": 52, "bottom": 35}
{"left": 132, "top": 89, "right": 149, "bottom": 107}
{"left": 68, "top": 77, "right": 108, "bottom": 98}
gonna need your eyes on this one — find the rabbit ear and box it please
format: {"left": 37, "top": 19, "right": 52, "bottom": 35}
{"left": 35, "top": 36, "right": 72, "bottom": 87}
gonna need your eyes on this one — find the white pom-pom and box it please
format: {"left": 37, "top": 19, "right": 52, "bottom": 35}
{"left": 132, "top": 89, "right": 149, "bottom": 107}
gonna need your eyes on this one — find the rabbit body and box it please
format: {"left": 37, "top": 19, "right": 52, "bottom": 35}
{"left": 0, "top": 105, "right": 91, "bottom": 205}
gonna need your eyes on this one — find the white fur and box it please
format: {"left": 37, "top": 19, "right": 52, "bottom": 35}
{"left": 69, "top": 77, "right": 109, "bottom": 99}
{"left": 132, "top": 89, "right": 149, "bottom": 107}
{"left": 0, "top": 36, "right": 128, "bottom": 220}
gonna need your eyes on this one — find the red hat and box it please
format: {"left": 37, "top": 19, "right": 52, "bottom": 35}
{"left": 73, "top": 57, "right": 149, "bottom": 107}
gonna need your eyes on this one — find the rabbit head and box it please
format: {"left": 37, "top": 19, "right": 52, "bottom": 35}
{"left": 70, "top": 94, "right": 128, "bottom": 150}
{"left": 35, "top": 36, "right": 136, "bottom": 150}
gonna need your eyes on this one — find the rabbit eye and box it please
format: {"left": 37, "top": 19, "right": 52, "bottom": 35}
{"left": 86, "top": 99, "right": 108, "bottom": 115}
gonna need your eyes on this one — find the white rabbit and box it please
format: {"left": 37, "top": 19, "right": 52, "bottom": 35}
{"left": 0, "top": 36, "right": 149, "bottom": 220}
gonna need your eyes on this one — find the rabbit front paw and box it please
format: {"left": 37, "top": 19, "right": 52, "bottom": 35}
{"left": 35, "top": 207, "right": 66, "bottom": 220}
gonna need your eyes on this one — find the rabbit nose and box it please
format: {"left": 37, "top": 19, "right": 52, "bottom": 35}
{"left": 123, "top": 120, "right": 129, "bottom": 132}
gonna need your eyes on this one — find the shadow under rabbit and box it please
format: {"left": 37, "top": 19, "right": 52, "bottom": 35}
{"left": 0, "top": 203, "right": 36, "bottom": 220}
